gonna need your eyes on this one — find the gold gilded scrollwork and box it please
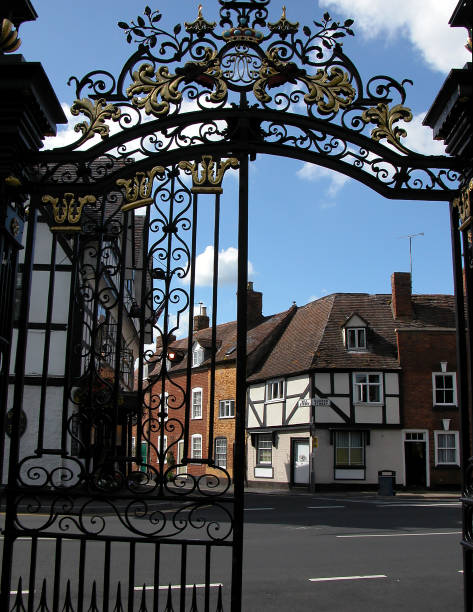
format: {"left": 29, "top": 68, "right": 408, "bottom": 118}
{"left": 254, "top": 49, "right": 355, "bottom": 115}
{"left": 126, "top": 48, "right": 227, "bottom": 117}
{"left": 268, "top": 6, "right": 299, "bottom": 39}
{"left": 454, "top": 179, "right": 473, "bottom": 231}
{"left": 0, "top": 19, "right": 21, "bottom": 53}
{"left": 178, "top": 156, "right": 239, "bottom": 193}
{"left": 70, "top": 98, "right": 121, "bottom": 144}
{"left": 117, "top": 166, "right": 166, "bottom": 212}
{"left": 42, "top": 194, "right": 96, "bottom": 232}
{"left": 185, "top": 4, "right": 216, "bottom": 37}
{"left": 361, "top": 103, "right": 413, "bottom": 154}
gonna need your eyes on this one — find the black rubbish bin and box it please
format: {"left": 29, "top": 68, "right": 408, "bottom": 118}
{"left": 378, "top": 470, "right": 396, "bottom": 496}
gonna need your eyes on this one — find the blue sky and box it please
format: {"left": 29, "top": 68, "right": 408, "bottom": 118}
{"left": 20, "top": 0, "right": 471, "bottom": 328}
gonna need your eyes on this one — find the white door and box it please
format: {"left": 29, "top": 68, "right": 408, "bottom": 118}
{"left": 177, "top": 440, "right": 186, "bottom": 475}
{"left": 293, "top": 439, "right": 310, "bottom": 484}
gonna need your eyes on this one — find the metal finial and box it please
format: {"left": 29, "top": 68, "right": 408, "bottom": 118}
{"left": 198, "top": 4, "right": 203, "bottom": 18}
{"left": 282, "top": 6, "right": 286, "bottom": 19}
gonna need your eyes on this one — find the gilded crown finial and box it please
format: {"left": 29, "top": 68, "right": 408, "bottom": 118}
{"left": 198, "top": 4, "right": 203, "bottom": 18}
{"left": 42, "top": 193, "right": 96, "bottom": 232}
{"left": 178, "top": 156, "right": 239, "bottom": 194}
{"left": 117, "top": 166, "right": 165, "bottom": 212}
{"left": 282, "top": 6, "right": 287, "bottom": 19}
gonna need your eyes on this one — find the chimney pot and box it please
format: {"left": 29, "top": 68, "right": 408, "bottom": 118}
{"left": 391, "top": 272, "right": 413, "bottom": 319}
{"left": 193, "top": 304, "right": 209, "bottom": 331}
{"left": 247, "top": 282, "right": 263, "bottom": 328}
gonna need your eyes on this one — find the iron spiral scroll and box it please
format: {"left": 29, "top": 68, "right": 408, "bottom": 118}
{"left": 2, "top": 1, "right": 468, "bottom": 611}
{"left": 30, "top": 0, "right": 462, "bottom": 199}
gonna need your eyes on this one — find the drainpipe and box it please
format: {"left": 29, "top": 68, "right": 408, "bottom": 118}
{"left": 309, "top": 373, "right": 316, "bottom": 493}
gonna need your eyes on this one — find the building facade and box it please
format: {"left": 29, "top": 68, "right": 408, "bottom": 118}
{"left": 247, "top": 273, "right": 459, "bottom": 489}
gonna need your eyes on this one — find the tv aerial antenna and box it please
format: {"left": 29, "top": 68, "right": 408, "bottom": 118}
{"left": 399, "top": 232, "right": 424, "bottom": 279}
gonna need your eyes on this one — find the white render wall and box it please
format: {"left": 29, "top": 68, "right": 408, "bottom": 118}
{"left": 3, "top": 385, "right": 81, "bottom": 485}
{"left": 247, "top": 430, "right": 307, "bottom": 484}
{"left": 313, "top": 429, "right": 403, "bottom": 485}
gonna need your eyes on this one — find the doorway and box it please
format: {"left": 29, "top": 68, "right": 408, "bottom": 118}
{"left": 291, "top": 438, "right": 310, "bottom": 486}
{"left": 404, "top": 431, "right": 428, "bottom": 487}
{"left": 177, "top": 439, "right": 187, "bottom": 476}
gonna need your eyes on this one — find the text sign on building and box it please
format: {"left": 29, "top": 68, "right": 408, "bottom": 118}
{"left": 298, "top": 398, "right": 331, "bottom": 407}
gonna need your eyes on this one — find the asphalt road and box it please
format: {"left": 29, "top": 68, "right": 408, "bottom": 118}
{"left": 241, "top": 492, "right": 463, "bottom": 611}
{"left": 1, "top": 491, "right": 463, "bottom": 611}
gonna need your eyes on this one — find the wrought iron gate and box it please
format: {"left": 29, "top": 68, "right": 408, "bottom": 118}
{"left": 0, "top": 0, "right": 469, "bottom": 610}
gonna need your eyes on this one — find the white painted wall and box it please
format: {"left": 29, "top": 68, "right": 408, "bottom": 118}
{"left": 314, "top": 373, "right": 331, "bottom": 393}
{"left": 3, "top": 385, "right": 82, "bottom": 485}
{"left": 334, "top": 373, "right": 349, "bottom": 394}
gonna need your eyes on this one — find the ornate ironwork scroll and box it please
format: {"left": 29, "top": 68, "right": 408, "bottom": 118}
{"left": 2, "top": 1, "right": 470, "bottom": 611}
{"left": 28, "top": 0, "right": 461, "bottom": 200}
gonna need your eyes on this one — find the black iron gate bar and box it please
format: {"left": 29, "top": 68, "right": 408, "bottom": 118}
{"left": 0, "top": 1, "right": 470, "bottom": 611}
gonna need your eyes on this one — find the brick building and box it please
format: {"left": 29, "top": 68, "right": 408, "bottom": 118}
{"left": 246, "top": 272, "right": 459, "bottom": 489}
{"left": 142, "top": 284, "right": 295, "bottom": 482}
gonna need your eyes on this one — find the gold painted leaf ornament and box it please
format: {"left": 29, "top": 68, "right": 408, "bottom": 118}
{"left": 361, "top": 103, "right": 413, "bottom": 154}
{"left": 255, "top": 48, "right": 355, "bottom": 115}
{"left": 70, "top": 98, "right": 121, "bottom": 143}
{"left": 127, "top": 48, "right": 227, "bottom": 117}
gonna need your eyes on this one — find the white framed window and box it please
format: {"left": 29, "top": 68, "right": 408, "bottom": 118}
{"left": 191, "top": 434, "right": 202, "bottom": 460}
{"left": 257, "top": 434, "right": 272, "bottom": 465}
{"left": 192, "top": 344, "right": 204, "bottom": 367}
{"left": 432, "top": 373, "right": 457, "bottom": 405}
{"left": 335, "top": 431, "right": 365, "bottom": 467}
{"left": 434, "top": 431, "right": 459, "bottom": 465}
{"left": 215, "top": 437, "right": 227, "bottom": 468}
{"left": 354, "top": 372, "right": 382, "bottom": 404}
{"left": 266, "top": 379, "right": 284, "bottom": 402}
{"left": 219, "top": 399, "right": 235, "bottom": 418}
{"left": 191, "top": 388, "right": 202, "bottom": 419}
{"left": 346, "top": 327, "right": 366, "bottom": 350}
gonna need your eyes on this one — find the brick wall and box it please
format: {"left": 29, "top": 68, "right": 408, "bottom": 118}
{"left": 148, "top": 369, "right": 210, "bottom": 478}
{"left": 397, "top": 329, "right": 460, "bottom": 487}
{"left": 208, "top": 363, "right": 237, "bottom": 479}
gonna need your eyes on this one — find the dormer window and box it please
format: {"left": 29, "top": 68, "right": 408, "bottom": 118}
{"left": 192, "top": 343, "right": 204, "bottom": 368}
{"left": 342, "top": 313, "right": 368, "bottom": 351}
{"left": 347, "top": 328, "right": 366, "bottom": 350}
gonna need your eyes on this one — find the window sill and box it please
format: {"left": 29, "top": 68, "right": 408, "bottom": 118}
{"left": 353, "top": 402, "right": 384, "bottom": 407}
{"left": 191, "top": 416, "right": 203, "bottom": 420}
{"left": 265, "top": 398, "right": 284, "bottom": 404}
{"left": 434, "top": 463, "right": 460, "bottom": 469}
{"left": 219, "top": 415, "right": 235, "bottom": 419}
{"left": 432, "top": 404, "right": 458, "bottom": 411}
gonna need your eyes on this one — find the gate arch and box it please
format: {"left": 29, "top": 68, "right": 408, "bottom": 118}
{"left": 0, "top": 1, "right": 469, "bottom": 611}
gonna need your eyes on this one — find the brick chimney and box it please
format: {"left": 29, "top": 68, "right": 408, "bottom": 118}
{"left": 193, "top": 304, "right": 209, "bottom": 331}
{"left": 247, "top": 282, "right": 263, "bottom": 328}
{"left": 391, "top": 272, "right": 413, "bottom": 319}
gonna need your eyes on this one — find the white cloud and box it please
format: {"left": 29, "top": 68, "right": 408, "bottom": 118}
{"left": 319, "top": 0, "right": 470, "bottom": 73}
{"left": 193, "top": 246, "right": 254, "bottom": 287}
{"left": 403, "top": 112, "right": 446, "bottom": 155}
{"left": 42, "top": 103, "right": 83, "bottom": 150}
{"left": 296, "top": 163, "right": 350, "bottom": 199}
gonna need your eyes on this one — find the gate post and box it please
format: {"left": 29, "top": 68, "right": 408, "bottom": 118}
{"left": 424, "top": 2, "right": 472, "bottom": 608}
{"left": 0, "top": 3, "right": 66, "bottom": 607}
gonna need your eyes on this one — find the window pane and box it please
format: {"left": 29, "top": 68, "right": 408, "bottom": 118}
{"left": 350, "top": 448, "right": 363, "bottom": 465}
{"left": 192, "top": 436, "right": 202, "bottom": 458}
{"left": 368, "top": 385, "right": 379, "bottom": 402}
{"left": 215, "top": 438, "right": 227, "bottom": 468}
{"left": 444, "top": 390, "right": 454, "bottom": 404}
{"left": 336, "top": 431, "right": 349, "bottom": 447}
{"left": 336, "top": 448, "right": 349, "bottom": 464}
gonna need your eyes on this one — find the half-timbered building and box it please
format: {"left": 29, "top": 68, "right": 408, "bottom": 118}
{"left": 247, "top": 273, "right": 459, "bottom": 489}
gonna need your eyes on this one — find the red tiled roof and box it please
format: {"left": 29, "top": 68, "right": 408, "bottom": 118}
{"left": 248, "top": 292, "right": 455, "bottom": 381}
